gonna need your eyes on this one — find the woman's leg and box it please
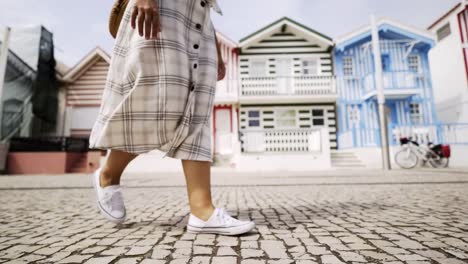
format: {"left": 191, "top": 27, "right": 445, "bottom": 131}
{"left": 100, "top": 150, "right": 138, "bottom": 187}
{"left": 181, "top": 160, "right": 215, "bottom": 221}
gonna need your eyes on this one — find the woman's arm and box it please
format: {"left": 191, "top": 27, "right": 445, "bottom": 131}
{"left": 214, "top": 32, "right": 226, "bottom": 81}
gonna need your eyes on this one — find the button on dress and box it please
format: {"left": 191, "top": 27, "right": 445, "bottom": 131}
{"left": 89, "top": 0, "right": 223, "bottom": 162}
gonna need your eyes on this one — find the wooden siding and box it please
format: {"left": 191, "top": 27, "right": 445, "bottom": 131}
{"left": 239, "top": 104, "right": 337, "bottom": 149}
{"left": 239, "top": 23, "right": 334, "bottom": 78}
{"left": 66, "top": 58, "right": 108, "bottom": 106}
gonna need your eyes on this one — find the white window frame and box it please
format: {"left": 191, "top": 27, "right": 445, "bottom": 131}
{"left": 311, "top": 108, "right": 326, "bottom": 127}
{"left": 343, "top": 56, "right": 354, "bottom": 76}
{"left": 410, "top": 103, "right": 423, "bottom": 125}
{"left": 275, "top": 108, "right": 297, "bottom": 129}
{"left": 247, "top": 110, "right": 261, "bottom": 128}
{"left": 408, "top": 55, "right": 421, "bottom": 73}
{"left": 249, "top": 59, "right": 267, "bottom": 76}
{"left": 301, "top": 57, "right": 320, "bottom": 76}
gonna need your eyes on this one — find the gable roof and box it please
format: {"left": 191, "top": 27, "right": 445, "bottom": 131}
{"left": 239, "top": 16, "right": 333, "bottom": 48}
{"left": 63, "top": 46, "right": 110, "bottom": 82}
{"left": 215, "top": 30, "right": 238, "bottom": 48}
{"left": 335, "top": 17, "right": 435, "bottom": 51}
{"left": 428, "top": 2, "right": 467, "bottom": 30}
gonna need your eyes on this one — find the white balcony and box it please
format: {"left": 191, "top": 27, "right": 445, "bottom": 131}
{"left": 362, "top": 71, "right": 426, "bottom": 100}
{"left": 240, "top": 75, "right": 337, "bottom": 104}
{"left": 214, "top": 79, "right": 239, "bottom": 104}
{"left": 240, "top": 128, "right": 327, "bottom": 153}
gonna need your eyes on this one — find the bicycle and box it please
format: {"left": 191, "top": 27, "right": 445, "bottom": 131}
{"left": 394, "top": 137, "right": 450, "bottom": 169}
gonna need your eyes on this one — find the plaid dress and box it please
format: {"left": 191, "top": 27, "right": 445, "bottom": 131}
{"left": 89, "top": 0, "right": 222, "bottom": 162}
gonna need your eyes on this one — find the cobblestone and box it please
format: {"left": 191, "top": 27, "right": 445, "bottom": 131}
{"left": 0, "top": 170, "right": 468, "bottom": 263}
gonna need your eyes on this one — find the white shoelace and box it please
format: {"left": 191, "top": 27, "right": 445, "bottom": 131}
{"left": 217, "top": 208, "right": 234, "bottom": 225}
{"left": 101, "top": 187, "right": 124, "bottom": 212}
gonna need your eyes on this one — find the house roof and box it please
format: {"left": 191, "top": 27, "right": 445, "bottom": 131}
{"left": 428, "top": 2, "right": 466, "bottom": 30}
{"left": 239, "top": 16, "right": 333, "bottom": 47}
{"left": 335, "top": 17, "right": 435, "bottom": 51}
{"left": 63, "top": 46, "right": 110, "bottom": 82}
{"left": 215, "top": 30, "right": 238, "bottom": 48}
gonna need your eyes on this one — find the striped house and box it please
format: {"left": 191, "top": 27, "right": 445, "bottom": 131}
{"left": 237, "top": 17, "right": 338, "bottom": 154}
{"left": 60, "top": 33, "right": 242, "bottom": 164}
{"left": 211, "top": 32, "right": 241, "bottom": 166}
{"left": 335, "top": 18, "right": 438, "bottom": 149}
{"left": 61, "top": 47, "right": 110, "bottom": 138}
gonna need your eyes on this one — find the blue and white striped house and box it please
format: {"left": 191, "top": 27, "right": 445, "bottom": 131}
{"left": 334, "top": 18, "right": 439, "bottom": 149}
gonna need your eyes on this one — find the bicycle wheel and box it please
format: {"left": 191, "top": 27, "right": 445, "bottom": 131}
{"left": 429, "top": 157, "right": 450, "bottom": 168}
{"left": 395, "top": 148, "right": 419, "bottom": 169}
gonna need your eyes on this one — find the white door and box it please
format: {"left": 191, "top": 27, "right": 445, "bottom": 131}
{"left": 215, "top": 109, "right": 232, "bottom": 154}
{"left": 276, "top": 58, "right": 292, "bottom": 94}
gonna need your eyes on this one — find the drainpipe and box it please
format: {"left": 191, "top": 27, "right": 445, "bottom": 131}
{"left": 0, "top": 26, "right": 11, "bottom": 140}
{"left": 371, "top": 15, "right": 391, "bottom": 170}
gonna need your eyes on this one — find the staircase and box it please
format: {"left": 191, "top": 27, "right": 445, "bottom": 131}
{"left": 331, "top": 150, "right": 366, "bottom": 168}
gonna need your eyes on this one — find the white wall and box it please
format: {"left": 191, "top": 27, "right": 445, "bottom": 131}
{"left": 429, "top": 14, "right": 468, "bottom": 123}
{"left": 70, "top": 107, "right": 100, "bottom": 129}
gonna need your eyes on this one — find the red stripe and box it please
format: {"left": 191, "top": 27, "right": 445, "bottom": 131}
{"left": 459, "top": 10, "right": 468, "bottom": 82}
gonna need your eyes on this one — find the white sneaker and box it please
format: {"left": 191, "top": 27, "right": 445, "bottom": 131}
{"left": 92, "top": 167, "right": 126, "bottom": 223}
{"left": 187, "top": 207, "right": 255, "bottom": 235}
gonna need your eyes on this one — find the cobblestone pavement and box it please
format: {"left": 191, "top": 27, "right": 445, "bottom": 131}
{"left": 1, "top": 170, "right": 468, "bottom": 263}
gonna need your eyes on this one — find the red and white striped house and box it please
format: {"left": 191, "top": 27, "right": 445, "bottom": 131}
{"left": 428, "top": 1, "right": 468, "bottom": 123}
{"left": 60, "top": 32, "right": 241, "bottom": 165}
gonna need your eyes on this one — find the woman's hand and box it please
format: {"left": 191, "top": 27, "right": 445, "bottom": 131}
{"left": 131, "top": 0, "right": 161, "bottom": 40}
{"left": 217, "top": 58, "right": 226, "bottom": 81}
{"left": 214, "top": 33, "right": 225, "bottom": 81}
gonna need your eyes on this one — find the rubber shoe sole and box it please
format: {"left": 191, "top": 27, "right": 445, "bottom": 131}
{"left": 187, "top": 221, "right": 255, "bottom": 235}
{"left": 92, "top": 168, "right": 126, "bottom": 224}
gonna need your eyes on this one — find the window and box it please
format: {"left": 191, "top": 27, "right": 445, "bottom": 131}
{"left": 408, "top": 55, "right": 420, "bottom": 73}
{"left": 348, "top": 106, "right": 360, "bottom": 125}
{"left": 410, "top": 103, "right": 422, "bottom": 124}
{"left": 311, "top": 109, "right": 325, "bottom": 127}
{"left": 276, "top": 109, "right": 296, "bottom": 128}
{"left": 301, "top": 58, "right": 319, "bottom": 75}
{"left": 343, "top": 57, "right": 354, "bottom": 76}
{"left": 250, "top": 60, "right": 266, "bottom": 76}
{"left": 436, "top": 23, "right": 451, "bottom": 41}
{"left": 248, "top": 110, "right": 260, "bottom": 127}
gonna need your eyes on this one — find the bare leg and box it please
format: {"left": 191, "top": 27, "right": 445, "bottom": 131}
{"left": 100, "top": 150, "right": 138, "bottom": 188}
{"left": 181, "top": 160, "right": 215, "bottom": 221}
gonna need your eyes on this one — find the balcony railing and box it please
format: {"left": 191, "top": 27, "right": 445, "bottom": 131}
{"left": 241, "top": 75, "right": 336, "bottom": 97}
{"left": 363, "top": 71, "right": 427, "bottom": 94}
{"left": 240, "top": 128, "right": 325, "bottom": 153}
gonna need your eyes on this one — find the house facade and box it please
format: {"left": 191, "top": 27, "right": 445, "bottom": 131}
{"left": 61, "top": 47, "right": 111, "bottom": 139}
{"left": 335, "top": 18, "right": 438, "bottom": 148}
{"left": 211, "top": 32, "right": 241, "bottom": 166}
{"left": 237, "top": 17, "right": 338, "bottom": 156}
{"left": 428, "top": 1, "right": 468, "bottom": 123}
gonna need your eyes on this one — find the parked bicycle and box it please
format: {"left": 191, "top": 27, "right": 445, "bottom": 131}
{"left": 394, "top": 137, "right": 451, "bottom": 169}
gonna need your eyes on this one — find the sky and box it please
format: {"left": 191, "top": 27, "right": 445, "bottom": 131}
{"left": 0, "top": 0, "right": 461, "bottom": 68}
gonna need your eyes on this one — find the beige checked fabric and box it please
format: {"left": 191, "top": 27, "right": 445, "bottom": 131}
{"left": 89, "top": 0, "right": 222, "bottom": 162}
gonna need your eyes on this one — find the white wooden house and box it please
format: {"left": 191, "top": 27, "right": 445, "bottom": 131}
{"left": 61, "top": 47, "right": 110, "bottom": 139}
{"left": 428, "top": 1, "right": 468, "bottom": 123}
{"left": 60, "top": 33, "right": 242, "bottom": 165}
{"left": 237, "top": 17, "right": 338, "bottom": 157}
{"left": 211, "top": 32, "right": 241, "bottom": 166}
